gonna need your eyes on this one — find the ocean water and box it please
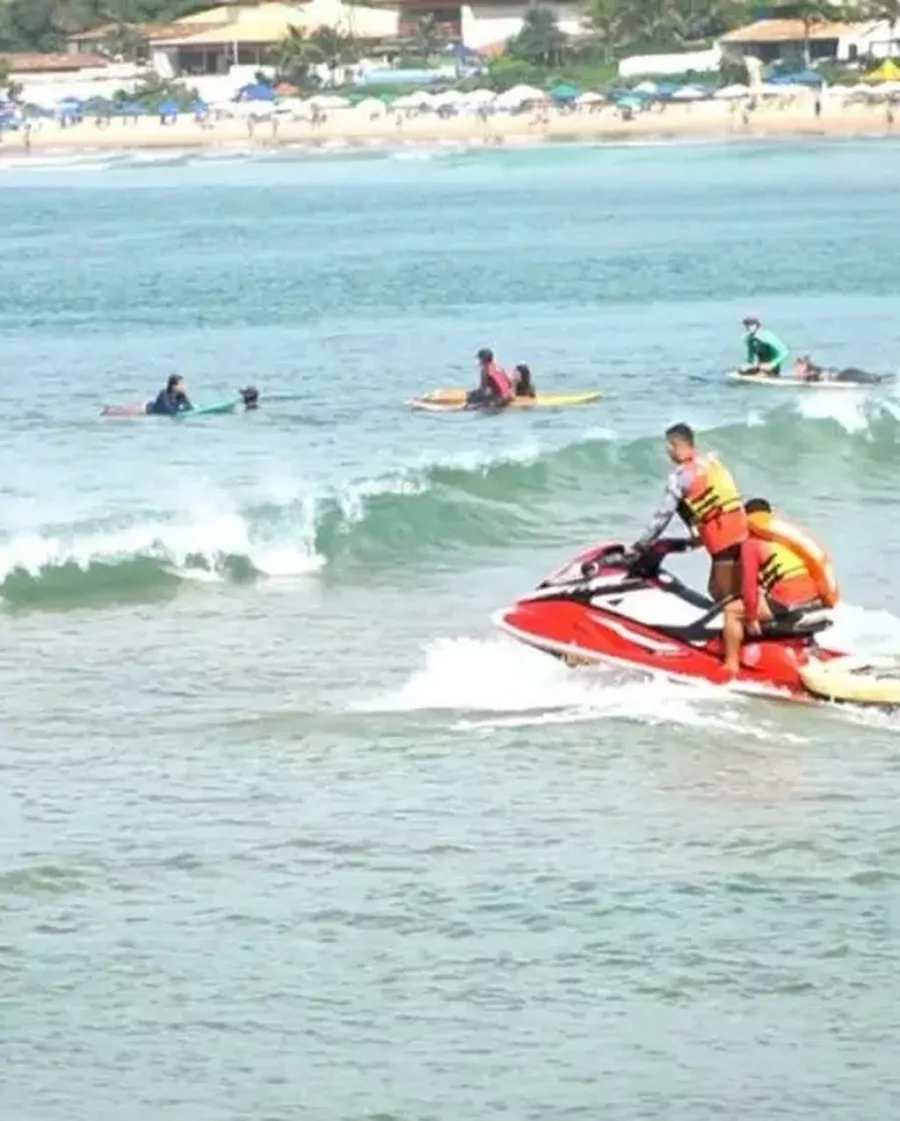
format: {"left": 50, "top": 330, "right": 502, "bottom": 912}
{"left": 3, "top": 138, "right": 900, "bottom": 1120}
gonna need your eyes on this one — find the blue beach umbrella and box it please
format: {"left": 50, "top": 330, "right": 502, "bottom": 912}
{"left": 158, "top": 99, "right": 180, "bottom": 117}
{"left": 238, "top": 82, "right": 275, "bottom": 102}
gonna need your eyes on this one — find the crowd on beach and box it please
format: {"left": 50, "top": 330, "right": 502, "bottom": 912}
{"left": 1, "top": 74, "right": 898, "bottom": 154}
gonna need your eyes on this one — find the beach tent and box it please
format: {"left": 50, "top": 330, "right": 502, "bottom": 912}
{"left": 866, "top": 59, "right": 900, "bottom": 82}
{"left": 550, "top": 83, "right": 579, "bottom": 101}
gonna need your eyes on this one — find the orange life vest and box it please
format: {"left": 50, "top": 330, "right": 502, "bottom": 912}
{"left": 680, "top": 453, "right": 748, "bottom": 556}
{"left": 747, "top": 510, "right": 839, "bottom": 607}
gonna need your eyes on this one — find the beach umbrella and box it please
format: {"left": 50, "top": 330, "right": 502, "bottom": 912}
{"left": 275, "top": 82, "right": 298, "bottom": 96}
{"left": 238, "top": 82, "right": 276, "bottom": 102}
{"left": 392, "top": 91, "right": 434, "bottom": 109}
{"left": 672, "top": 85, "right": 707, "bottom": 100}
{"left": 615, "top": 95, "right": 644, "bottom": 110}
{"left": 157, "top": 99, "right": 180, "bottom": 117}
{"left": 866, "top": 58, "right": 900, "bottom": 82}
{"left": 308, "top": 94, "right": 351, "bottom": 109}
{"left": 714, "top": 83, "right": 749, "bottom": 99}
{"left": 463, "top": 88, "right": 495, "bottom": 105}
{"left": 353, "top": 97, "right": 386, "bottom": 115}
{"left": 550, "top": 83, "right": 579, "bottom": 101}
{"left": 633, "top": 80, "right": 657, "bottom": 94}
{"left": 576, "top": 91, "right": 605, "bottom": 105}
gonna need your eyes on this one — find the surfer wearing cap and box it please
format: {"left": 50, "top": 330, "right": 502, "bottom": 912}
{"left": 739, "top": 316, "right": 790, "bottom": 377}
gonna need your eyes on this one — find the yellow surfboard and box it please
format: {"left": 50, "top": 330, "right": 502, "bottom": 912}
{"left": 409, "top": 387, "right": 602, "bottom": 412}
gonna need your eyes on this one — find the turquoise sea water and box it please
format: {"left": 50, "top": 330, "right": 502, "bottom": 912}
{"left": 4, "top": 139, "right": 900, "bottom": 1120}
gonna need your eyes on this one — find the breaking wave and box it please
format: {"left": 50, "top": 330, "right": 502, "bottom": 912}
{"left": 3, "top": 395, "right": 899, "bottom": 609}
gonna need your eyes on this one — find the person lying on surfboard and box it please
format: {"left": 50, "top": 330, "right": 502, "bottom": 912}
{"left": 467, "top": 349, "right": 514, "bottom": 408}
{"left": 794, "top": 356, "right": 886, "bottom": 385}
{"left": 146, "top": 374, "right": 193, "bottom": 416}
{"left": 739, "top": 316, "right": 790, "bottom": 377}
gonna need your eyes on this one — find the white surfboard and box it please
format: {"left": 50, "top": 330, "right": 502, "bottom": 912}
{"left": 726, "top": 371, "right": 865, "bottom": 391}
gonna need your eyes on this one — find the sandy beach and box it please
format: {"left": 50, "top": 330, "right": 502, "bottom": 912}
{"left": 1, "top": 96, "right": 897, "bottom": 157}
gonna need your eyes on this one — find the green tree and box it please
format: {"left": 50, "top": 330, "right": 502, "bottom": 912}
{"left": 509, "top": 6, "right": 571, "bottom": 67}
{"left": 409, "top": 13, "right": 443, "bottom": 60}
{"left": 271, "top": 24, "right": 324, "bottom": 87}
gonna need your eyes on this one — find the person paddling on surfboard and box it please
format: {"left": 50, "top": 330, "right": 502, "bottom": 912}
{"left": 467, "top": 349, "right": 514, "bottom": 409}
{"left": 740, "top": 316, "right": 790, "bottom": 378}
{"left": 240, "top": 386, "right": 260, "bottom": 409}
{"left": 795, "top": 355, "right": 885, "bottom": 385}
{"left": 146, "top": 374, "right": 193, "bottom": 416}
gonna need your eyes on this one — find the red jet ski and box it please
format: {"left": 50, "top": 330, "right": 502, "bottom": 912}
{"left": 492, "top": 538, "right": 847, "bottom": 697}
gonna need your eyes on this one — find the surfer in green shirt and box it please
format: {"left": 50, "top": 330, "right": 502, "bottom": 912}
{"left": 740, "top": 315, "right": 790, "bottom": 377}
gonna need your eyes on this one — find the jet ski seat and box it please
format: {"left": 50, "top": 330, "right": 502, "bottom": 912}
{"left": 759, "top": 607, "right": 833, "bottom": 639}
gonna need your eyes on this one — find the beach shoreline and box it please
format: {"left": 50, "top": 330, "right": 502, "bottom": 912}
{"left": 1, "top": 101, "right": 897, "bottom": 160}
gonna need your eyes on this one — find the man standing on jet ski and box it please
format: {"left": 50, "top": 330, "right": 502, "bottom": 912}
{"left": 632, "top": 422, "right": 748, "bottom": 676}
{"left": 740, "top": 315, "right": 790, "bottom": 377}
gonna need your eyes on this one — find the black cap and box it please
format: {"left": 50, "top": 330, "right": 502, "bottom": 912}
{"left": 476, "top": 348, "right": 493, "bottom": 362}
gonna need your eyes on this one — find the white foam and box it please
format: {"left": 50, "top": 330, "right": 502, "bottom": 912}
{"left": 354, "top": 634, "right": 756, "bottom": 733}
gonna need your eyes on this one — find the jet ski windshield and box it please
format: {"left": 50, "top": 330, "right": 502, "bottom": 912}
{"left": 539, "top": 538, "right": 696, "bottom": 588}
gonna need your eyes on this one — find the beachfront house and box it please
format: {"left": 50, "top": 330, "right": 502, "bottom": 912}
{"left": 0, "top": 52, "right": 146, "bottom": 102}
{"left": 720, "top": 19, "right": 899, "bottom": 67}
{"left": 68, "top": 1, "right": 402, "bottom": 77}
{"left": 388, "top": 0, "right": 585, "bottom": 52}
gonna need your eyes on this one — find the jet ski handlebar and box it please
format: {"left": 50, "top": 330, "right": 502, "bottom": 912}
{"left": 541, "top": 537, "right": 699, "bottom": 587}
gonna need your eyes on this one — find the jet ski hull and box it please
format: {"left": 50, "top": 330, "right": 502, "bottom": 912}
{"left": 492, "top": 540, "right": 845, "bottom": 696}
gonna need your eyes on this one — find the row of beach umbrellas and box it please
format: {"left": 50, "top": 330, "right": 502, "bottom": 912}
{"left": 5, "top": 73, "right": 898, "bottom": 126}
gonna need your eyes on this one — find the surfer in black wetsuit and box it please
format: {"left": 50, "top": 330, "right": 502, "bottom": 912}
{"left": 795, "top": 355, "right": 887, "bottom": 385}
{"left": 146, "top": 374, "right": 193, "bottom": 415}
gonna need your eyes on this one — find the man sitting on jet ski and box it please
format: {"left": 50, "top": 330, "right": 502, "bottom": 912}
{"left": 741, "top": 498, "right": 839, "bottom": 636}
{"left": 632, "top": 422, "right": 748, "bottom": 676}
{"left": 795, "top": 355, "right": 886, "bottom": 384}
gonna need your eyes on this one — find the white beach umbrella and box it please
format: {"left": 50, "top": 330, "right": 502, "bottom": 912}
{"left": 430, "top": 89, "right": 466, "bottom": 107}
{"left": 634, "top": 80, "right": 657, "bottom": 94}
{"left": 672, "top": 85, "right": 707, "bottom": 100}
{"left": 353, "top": 97, "right": 386, "bottom": 115}
{"left": 576, "top": 91, "right": 605, "bottom": 105}
{"left": 495, "top": 83, "right": 546, "bottom": 108}
{"left": 713, "top": 83, "right": 748, "bottom": 99}
{"left": 392, "top": 91, "right": 434, "bottom": 109}
{"left": 309, "top": 94, "right": 351, "bottom": 109}
{"left": 463, "top": 88, "right": 496, "bottom": 105}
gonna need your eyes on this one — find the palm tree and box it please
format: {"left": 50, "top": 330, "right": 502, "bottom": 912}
{"left": 409, "top": 13, "right": 443, "bottom": 60}
{"left": 272, "top": 25, "right": 325, "bottom": 86}
{"left": 509, "top": 6, "right": 570, "bottom": 67}
{"left": 582, "top": 0, "right": 626, "bottom": 62}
